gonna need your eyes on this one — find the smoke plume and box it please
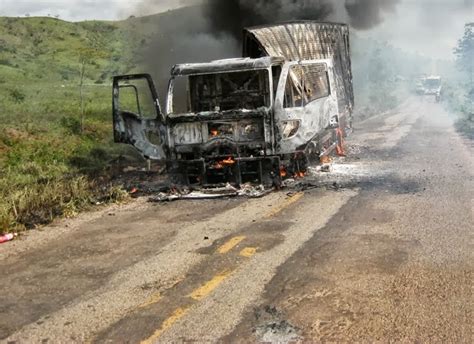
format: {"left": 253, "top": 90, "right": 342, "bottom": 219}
{"left": 205, "top": 0, "right": 334, "bottom": 39}
{"left": 344, "top": 0, "right": 400, "bottom": 29}
{"left": 135, "top": 0, "right": 400, "bottom": 98}
{"left": 205, "top": 0, "right": 401, "bottom": 37}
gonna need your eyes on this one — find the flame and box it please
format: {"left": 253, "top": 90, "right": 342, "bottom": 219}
{"left": 320, "top": 155, "right": 332, "bottom": 164}
{"left": 280, "top": 166, "right": 287, "bottom": 177}
{"left": 336, "top": 128, "right": 346, "bottom": 156}
{"left": 222, "top": 157, "right": 235, "bottom": 166}
{"left": 210, "top": 129, "right": 218, "bottom": 137}
{"left": 211, "top": 157, "right": 235, "bottom": 169}
{"left": 294, "top": 171, "right": 306, "bottom": 178}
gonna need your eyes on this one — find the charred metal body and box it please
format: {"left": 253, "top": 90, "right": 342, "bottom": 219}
{"left": 112, "top": 22, "right": 354, "bottom": 187}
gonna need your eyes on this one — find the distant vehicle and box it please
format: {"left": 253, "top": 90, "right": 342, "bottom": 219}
{"left": 418, "top": 76, "right": 442, "bottom": 102}
{"left": 112, "top": 22, "right": 354, "bottom": 187}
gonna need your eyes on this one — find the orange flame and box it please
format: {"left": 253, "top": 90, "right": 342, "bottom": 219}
{"left": 210, "top": 129, "right": 218, "bottom": 137}
{"left": 212, "top": 157, "right": 235, "bottom": 169}
{"left": 294, "top": 171, "right": 306, "bottom": 178}
{"left": 336, "top": 128, "right": 346, "bottom": 157}
{"left": 320, "top": 155, "right": 332, "bottom": 164}
{"left": 222, "top": 157, "right": 235, "bottom": 166}
{"left": 280, "top": 166, "right": 287, "bottom": 177}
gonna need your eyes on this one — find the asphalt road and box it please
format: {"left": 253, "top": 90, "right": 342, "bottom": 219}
{"left": 1, "top": 99, "right": 472, "bottom": 343}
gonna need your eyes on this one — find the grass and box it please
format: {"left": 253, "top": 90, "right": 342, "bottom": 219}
{"left": 0, "top": 84, "right": 132, "bottom": 233}
{"left": 0, "top": 17, "right": 144, "bottom": 233}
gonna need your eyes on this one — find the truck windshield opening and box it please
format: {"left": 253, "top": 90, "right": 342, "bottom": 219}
{"left": 171, "top": 69, "right": 271, "bottom": 114}
{"left": 425, "top": 78, "right": 441, "bottom": 88}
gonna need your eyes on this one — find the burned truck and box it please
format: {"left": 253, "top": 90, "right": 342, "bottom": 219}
{"left": 113, "top": 22, "right": 354, "bottom": 187}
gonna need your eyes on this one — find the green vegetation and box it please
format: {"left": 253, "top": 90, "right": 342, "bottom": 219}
{"left": 451, "top": 23, "right": 474, "bottom": 138}
{"left": 351, "top": 36, "right": 431, "bottom": 119}
{"left": 0, "top": 16, "right": 145, "bottom": 233}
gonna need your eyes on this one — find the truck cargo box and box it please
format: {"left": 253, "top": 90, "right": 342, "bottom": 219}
{"left": 243, "top": 22, "right": 354, "bottom": 114}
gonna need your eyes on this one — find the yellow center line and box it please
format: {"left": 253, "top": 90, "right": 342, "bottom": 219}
{"left": 141, "top": 307, "right": 190, "bottom": 344}
{"left": 265, "top": 192, "right": 304, "bottom": 218}
{"left": 217, "top": 236, "right": 246, "bottom": 254}
{"left": 240, "top": 247, "right": 258, "bottom": 257}
{"left": 189, "top": 270, "right": 234, "bottom": 301}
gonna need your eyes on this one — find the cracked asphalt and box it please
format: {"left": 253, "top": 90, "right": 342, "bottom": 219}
{"left": 0, "top": 99, "right": 472, "bottom": 343}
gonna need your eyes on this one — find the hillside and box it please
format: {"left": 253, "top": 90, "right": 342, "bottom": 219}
{"left": 0, "top": 6, "right": 205, "bottom": 86}
{"left": 0, "top": 17, "right": 133, "bottom": 84}
{"left": 0, "top": 15, "right": 148, "bottom": 233}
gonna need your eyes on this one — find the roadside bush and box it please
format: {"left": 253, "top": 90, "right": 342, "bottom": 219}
{"left": 0, "top": 39, "right": 16, "bottom": 54}
{"left": 9, "top": 88, "right": 26, "bottom": 104}
{"left": 454, "top": 108, "right": 474, "bottom": 140}
{"left": 0, "top": 173, "right": 129, "bottom": 233}
{"left": 69, "top": 146, "right": 114, "bottom": 174}
{"left": 0, "top": 39, "right": 7, "bottom": 52}
{"left": 0, "top": 128, "right": 130, "bottom": 233}
{"left": 0, "top": 208, "right": 16, "bottom": 234}
{"left": 0, "top": 58, "right": 14, "bottom": 67}
{"left": 60, "top": 116, "right": 82, "bottom": 135}
{"left": 10, "top": 176, "right": 92, "bottom": 227}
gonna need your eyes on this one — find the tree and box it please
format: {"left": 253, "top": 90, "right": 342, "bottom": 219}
{"left": 77, "top": 33, "right": 108, "bottom": 133}
{"left": 78, "top": 47, "right": 95, "bottom": 133}
{"left": 454, "top": 23, "right": 474, "bottom": 77}
{"left": 9, "top": 88, "right": 26, "bottom": 103}
{"left": 453, "top": 23, "right": 474, "bottom": 135}
{"left": 367, "top": 45, "right": 397, "bottom": 111}
{"left": 454, "top": 23, "right": 474, "bottom": 102}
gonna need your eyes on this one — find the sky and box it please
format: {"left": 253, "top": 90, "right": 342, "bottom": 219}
{"left": 0, "top": 0, "right": 472, "bottom": 59}
{"left": 0, "top": 0, "right": 202, "bottom": 21}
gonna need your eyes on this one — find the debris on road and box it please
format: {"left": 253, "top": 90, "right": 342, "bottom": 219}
{"left": 149, "top": 184, "right": 238, "bottom": 202}
{"left": 0, "top": 233, "right": 18, "bottom": 244}
{"left": 238, "top": 183, "right": 273, "bottom": 198}
{"left": 145, "top": 151, "right": 359, "bottom": 199}
{"left": 307, "top": 164, "right": 332, "bottom": 173}
{"left": 149, "top": 183, "right": 273, "bottom": 202}
{"left": 135, "top": 141, "right": 373, "bottom": 203}
{"left": 254, "top": 306, "right": 301, "bottom": 343}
